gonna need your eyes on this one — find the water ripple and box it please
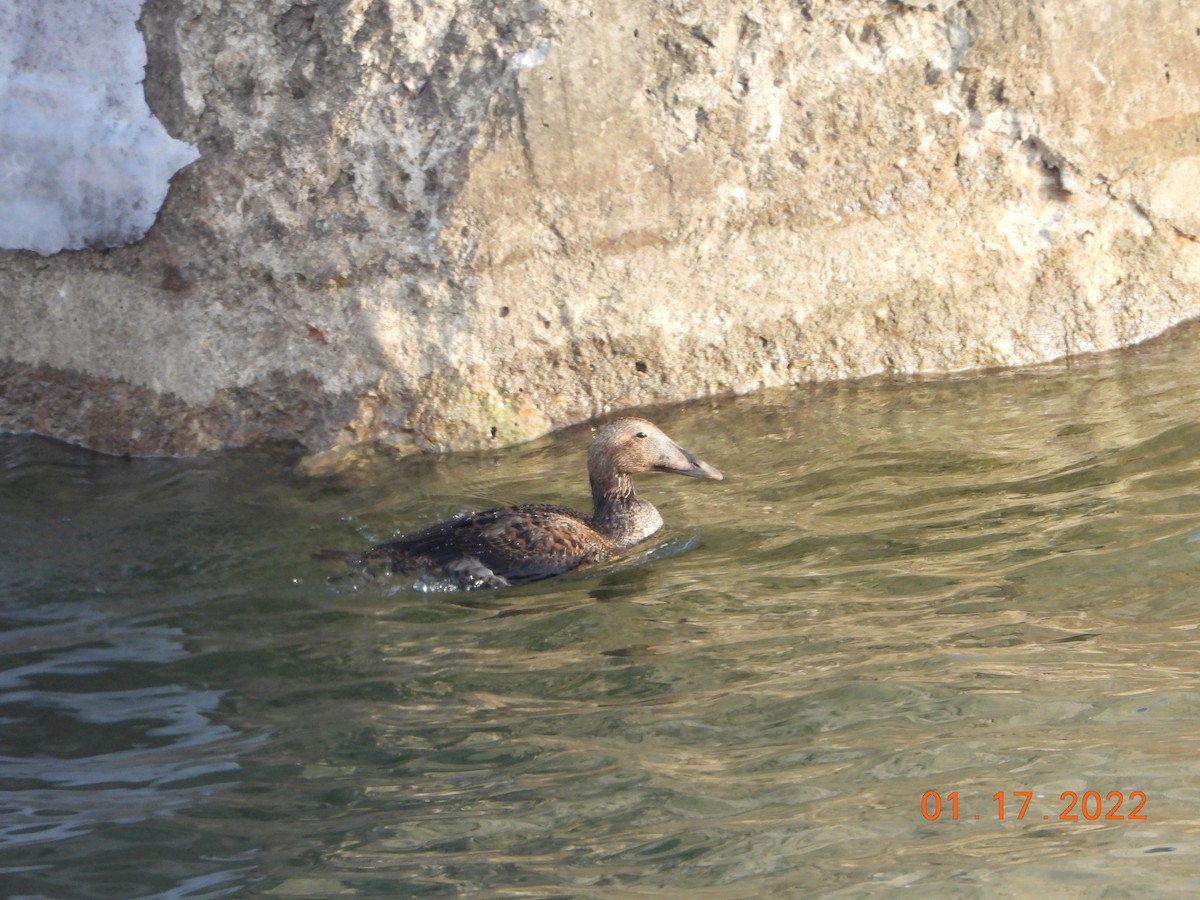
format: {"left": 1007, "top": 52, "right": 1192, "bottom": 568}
{"left": 8, "top": 325, "right": 1200, "bottom": 894}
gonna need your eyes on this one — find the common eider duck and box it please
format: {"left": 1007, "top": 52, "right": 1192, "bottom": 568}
{"left": 320, "top": 417, "right": 723, "bottom": 589}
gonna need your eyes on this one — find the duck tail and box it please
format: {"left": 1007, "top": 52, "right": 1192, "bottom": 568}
{"left": 312, "top": 549, "right": 364, "bottom": 564}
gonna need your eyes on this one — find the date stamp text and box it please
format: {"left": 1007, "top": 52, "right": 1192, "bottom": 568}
{"left": 921, "top": 790, "right": 1147, "bottom": 822}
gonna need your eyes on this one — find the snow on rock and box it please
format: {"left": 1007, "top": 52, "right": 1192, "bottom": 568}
{"left": 0, "top": 0, "right": 198, "bottom": 255}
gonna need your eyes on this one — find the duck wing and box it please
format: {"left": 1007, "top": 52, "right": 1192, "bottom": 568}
{"left": 365, "top": 503, "right": 609, "bottom": 586}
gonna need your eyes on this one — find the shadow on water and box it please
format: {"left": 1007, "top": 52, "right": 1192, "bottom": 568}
{"left": 5, "top": 322, "right": 1200, "bottom": 895}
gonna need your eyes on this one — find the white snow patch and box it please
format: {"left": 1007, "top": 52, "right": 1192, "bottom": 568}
{"left": 512, "top": 41, "right": 553, "bottom": 71}
{"left": 0, "top": 0, "right": 199, "bottom": 255}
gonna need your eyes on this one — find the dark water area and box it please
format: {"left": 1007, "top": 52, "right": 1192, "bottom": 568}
{"left": 5, "top": 322, "right": 1200, "bottom": 897}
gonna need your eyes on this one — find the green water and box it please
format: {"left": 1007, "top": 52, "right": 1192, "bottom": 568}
{"left": 5, "top": 322, "right": 1200, "bottom": 897}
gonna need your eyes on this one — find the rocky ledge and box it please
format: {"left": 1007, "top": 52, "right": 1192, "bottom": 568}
{"left": 2, "top": 0, "right": 1198, "bottom": 458}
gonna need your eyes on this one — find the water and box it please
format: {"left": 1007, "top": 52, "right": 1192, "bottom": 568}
{"left": 5, "top": 322, "right": 1200, "bottom": 897}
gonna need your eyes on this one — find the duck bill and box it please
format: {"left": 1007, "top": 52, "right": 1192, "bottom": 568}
{"left": 658, "top": 446, "right": 724, "bottom": 481}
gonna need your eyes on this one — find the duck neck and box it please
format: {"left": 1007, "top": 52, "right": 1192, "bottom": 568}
{"left": 591, "top": 469, "right": 634, "bottom": 517}
{"left": 589, "top": 465, "right": 663, "bottom": 547}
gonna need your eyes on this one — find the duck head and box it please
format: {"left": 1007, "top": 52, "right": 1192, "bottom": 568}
{"left": 588, "top": 417, "right": 723, "bottom": 506}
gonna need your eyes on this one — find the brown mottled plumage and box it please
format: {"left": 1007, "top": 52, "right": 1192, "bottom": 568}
{"left": 319, "top": 417, "right": 723, "bottom": 589}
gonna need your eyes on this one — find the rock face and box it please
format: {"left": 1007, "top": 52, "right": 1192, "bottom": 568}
{"left": 2, "top": 0, "right": 1198, "bottom": 457}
